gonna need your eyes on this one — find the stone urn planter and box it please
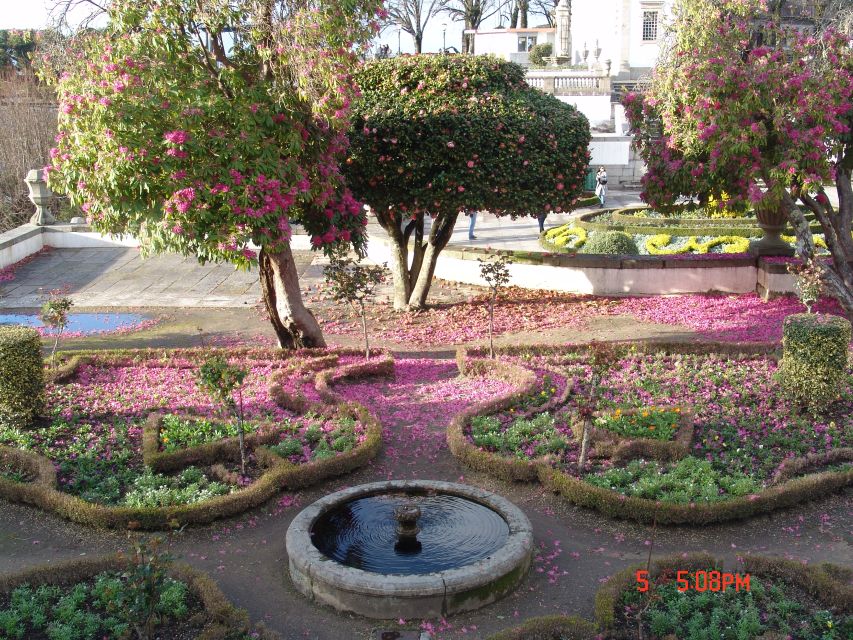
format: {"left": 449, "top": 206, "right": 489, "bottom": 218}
{"left": 750, "top": 188, "right": 794, "bottom": 256}
{"left": 25, "top": 168, "right": 56, "bottom": 226}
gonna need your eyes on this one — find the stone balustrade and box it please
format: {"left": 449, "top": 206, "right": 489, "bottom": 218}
{"left": 526, "top": 69, "right": 612, "bottom": 96}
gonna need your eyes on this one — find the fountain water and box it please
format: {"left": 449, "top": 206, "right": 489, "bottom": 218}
{"left": 286, "top": 481, "right": 533, "bottom": 619}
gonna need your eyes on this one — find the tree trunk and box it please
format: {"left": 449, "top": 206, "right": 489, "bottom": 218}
{"left": 488, "top": 294, "right": 495, "bottom": 358}
{"left": 578, "top": 416, "right": 591, "bottom": 469}
{"left": 414, "top": 33, "right": 423, "bottom": 54}
{"left": 408, "top": 212, "right": 458, "bottom": 309}
{"left": 388, "top": 240, "right": 412, "bottom": 310}
{"left": 259, "top": 245, "right": 326, "bottom": 348}
{"left": 360, "top": 301, "right": 370, "bottom": 359}
{"left": 510, "top": 7, "right": 519, "bottom": 28}
{"left": 519, "top": 0, "right": 528, "bottom": 28}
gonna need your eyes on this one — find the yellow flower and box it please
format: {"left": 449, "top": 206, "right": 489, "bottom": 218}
{"left": 641, "top": 411, "right": 650, "bottom": 418}
{"left": 674, "top": 408, "right": 681, "bottom": 413}
{"left": 614, "top": 409, "right": 622, "bottom": 417}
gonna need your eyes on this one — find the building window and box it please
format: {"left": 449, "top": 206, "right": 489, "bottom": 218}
{"left": 642, "top": 11, "right": 659, "bottom": 41}
{"left": 518, "top": 35, "right": 537, "bottom": 52}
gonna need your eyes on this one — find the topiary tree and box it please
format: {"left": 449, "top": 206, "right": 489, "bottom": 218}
{"left": 624, "top": 0, "right": 853, "bottom": 317}
{"left": 581, "top": 231, "right": 638, "bottom": 255}
{"left": 346, "top": 55, "right": 590, "bottom": 310}
{"left": 42, "top": 0, "right": 384, "bottom": 348}
{"left": 528, "top": 42, "right": 552, "bottom": 66}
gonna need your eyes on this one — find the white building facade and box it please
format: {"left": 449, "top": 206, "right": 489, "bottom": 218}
{"left": 469, "top": 1, "right": 674, "bottom": 185}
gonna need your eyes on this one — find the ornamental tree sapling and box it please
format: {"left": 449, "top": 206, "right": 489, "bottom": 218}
{"left": 578, "top": 340, "right": 620, "bottom": 469}
{"left": 624, "top": 0, "right": 853, "bottom": 317}
{"left": 39, "top": 289, "right": 72, "bottom": 368}
{"left": 789, "top": 259, "right": 825, "bottom": 314}
{"left": 42, "top": 0, "right": 384, "bottom": 348}
{"left": 323, "top": 255, "right": 387, "bottom": 359}
{"left": 477, "top": 255, "right": 511, "bottom": 358}
{"left": 346, "top": 55, "right": 590, "bottom": 310}
{"left": 195, "top": 355, "right": 248, "bottom": 475}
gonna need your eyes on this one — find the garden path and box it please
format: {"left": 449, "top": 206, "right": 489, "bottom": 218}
{"left": 0, "top": 354, "right": 849, "bottom": 639}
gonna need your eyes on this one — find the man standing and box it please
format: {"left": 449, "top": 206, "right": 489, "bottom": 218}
{"left": 595, "top": 166, "right": 608, "bottom": 207}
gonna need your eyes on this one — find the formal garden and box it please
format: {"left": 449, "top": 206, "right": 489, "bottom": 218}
{"left": 0, "top": 0, "right": 852, "bottom": 639}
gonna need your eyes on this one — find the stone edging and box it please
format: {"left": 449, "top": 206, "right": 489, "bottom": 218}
{"left": 449, "top": 344, "right": 853, "bottom": 525}
{"left": 285, "top": 480, "right": 534, "bottom": 619}
{"left": 0, "top": 347, "right": 387, "bottom": 529}
{"left": 593, "top": 552, "right": 853, "bottom": 633}
{"left": 0, "top": 554, "right": 280, "bottom": 640}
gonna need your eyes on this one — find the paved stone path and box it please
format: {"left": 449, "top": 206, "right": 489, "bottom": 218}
{"left": 0, "top": 192, "right": 644, "bottom": 309}
{"left": 0, "top": 248, "right": 316, "bottom": 309}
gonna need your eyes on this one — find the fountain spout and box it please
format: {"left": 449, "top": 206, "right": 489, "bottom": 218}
{"left": 393, "top": 502, "right": 422, "bottom": 554}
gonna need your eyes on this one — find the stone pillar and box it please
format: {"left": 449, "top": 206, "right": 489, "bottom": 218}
{"left": 25, "top": 168, "right": 56, "bottom": 226}
{"left": 619, "top": 0, "right": 631, "bottom": 75}
{"left": 555, "top": 0, "right": 571, "bottom": 58}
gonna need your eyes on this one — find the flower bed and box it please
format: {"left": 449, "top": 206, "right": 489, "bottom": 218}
{"left": 0, "top": 347, "right": 387, "bottom": 528}
{"left": 594, "top": 553, "right": 852, "bottom": 639}
{"left": 451, "top": 344, "right": 853, "bottom": 524}
{"left": 0, "top": 555, "right": 279, "bottom": 640}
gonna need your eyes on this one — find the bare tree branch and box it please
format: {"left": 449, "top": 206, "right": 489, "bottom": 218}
{"left": 385, "top": 0, "right": 443, "bottom": 53}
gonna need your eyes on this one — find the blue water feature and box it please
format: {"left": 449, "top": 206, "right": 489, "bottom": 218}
{"left": 0, "top": 313, "right": 151, "bottom": 336}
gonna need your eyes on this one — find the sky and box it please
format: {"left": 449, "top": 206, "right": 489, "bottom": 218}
{"left": 0, "top": 1, "right": 552, "bottom": 55}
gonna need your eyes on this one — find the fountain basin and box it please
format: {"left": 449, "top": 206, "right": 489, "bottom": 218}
{"left": 285, "top": 480, "right": 534, "bottom": 619}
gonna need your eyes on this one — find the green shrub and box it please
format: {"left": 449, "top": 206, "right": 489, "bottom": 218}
{"left": 779, "top": 313, "right": 851, "bottom": 410}
{"left": 528, "top": 43, "right": 553, "bottom": 66}
{"left": 0, "top": 326, "right": 44, "bottom": 427}
{"left": 580, "top": 231, "right": 639, "bottom": 255}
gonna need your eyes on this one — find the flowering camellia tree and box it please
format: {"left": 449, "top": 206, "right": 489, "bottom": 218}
{"left": 346, "top": 55, "right": 590, "bottom": 309}
{"left": 43, "top": 0, "right": 383, "bottom": 348}
{"left": 624, "top": 0, "right": 853, "bottom": 315}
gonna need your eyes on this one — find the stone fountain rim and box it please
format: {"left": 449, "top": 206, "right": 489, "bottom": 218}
{"left": 285, "top": 479, "right": 533, "bottom": 598}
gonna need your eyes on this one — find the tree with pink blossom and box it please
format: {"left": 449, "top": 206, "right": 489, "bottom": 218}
{"left": 346, "top": 55, "right": 590, "bottom": 309}
{"left": 42, "top": 0, "right": 384, "bottom": 348}
{"left": 624, "top": 0, "right": 853, "bottom": 316}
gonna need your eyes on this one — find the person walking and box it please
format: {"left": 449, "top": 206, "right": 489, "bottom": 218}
{"left": 467, "top": 210, "right": 477, "bottom": 240}
{"left": 595, "top": 166, "right": 608, "bottom": 207}
{"left": 537, "top": 212, "right": 547, "bottom": 234}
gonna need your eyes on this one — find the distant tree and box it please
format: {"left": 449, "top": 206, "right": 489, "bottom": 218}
{"left": 440, "top": 0, "right": 501, "bottom": 53}
{"left": 0, "top": 30, "right": 38, "bottom": 68}
{"left": 530, "top": 0, "right": 558, "bottom": 27}
{"left": 385, "top": 0, "right": 443, "bottom": 53}
{"left": 478, "top": 255, "right": 511, "bottom": 358}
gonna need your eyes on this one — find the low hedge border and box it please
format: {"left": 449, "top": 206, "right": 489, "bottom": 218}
{"left": 458, "top": 341, "right": 781, "bottom": 361}
{"left": 0, "top": 554, "right": 280, "bottom": 640}
{"left": 539, "top": 462, "right": 853, "bottom": 526}
{"left": 593, "top": 552, "right": 852, "bottom": 634}
{"left": 0, "top": 406, "right": 382, "bottom": 531}
{"left": 314, "top": 351, "right": 395, "bottom": 405}
{"left": 485, "top": 615, "right": 598, "bottom": 640}
{"left": 0, "top": 348, "right": 387, "bottom": 529}
{"left": 770, "top": 448, "right": 853, "bottom": 485}
{"left": 452, "top": 345, "right": 852, "bottom": 525}
{"left": 448, "top": 356, "right": 542, "bottom": 482}
{"left": 575, "top": 406, "right": 694, "bottom": 465}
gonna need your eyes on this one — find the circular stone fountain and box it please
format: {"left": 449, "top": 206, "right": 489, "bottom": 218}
{"left": 285, "top": 480, "right": 534, "bottom": 619}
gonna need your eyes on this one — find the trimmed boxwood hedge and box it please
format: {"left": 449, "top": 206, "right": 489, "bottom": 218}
{"left": 0, "top": 555, "right": 280, "bottom": 640}
{"left": 593, "top": 552, "right": 853, "bottom": 633}
{"left": 0, "top": 347, "right": 389, "bottom": 529}
{"left": 779, "top": 313, "right": 852, "bottom": 409}
{"left": 450, "top": 343, "right": 853, "bottom": 525}
{"left": 0, "top": 326, "right": 45, "bottom": 427}
{"left": 576, "top": 406, "right": 694, "bottom": 464}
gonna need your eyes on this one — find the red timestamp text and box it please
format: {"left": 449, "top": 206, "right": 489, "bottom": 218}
{"left": 636, "top": 570, "right": 751, "bottom": 593}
